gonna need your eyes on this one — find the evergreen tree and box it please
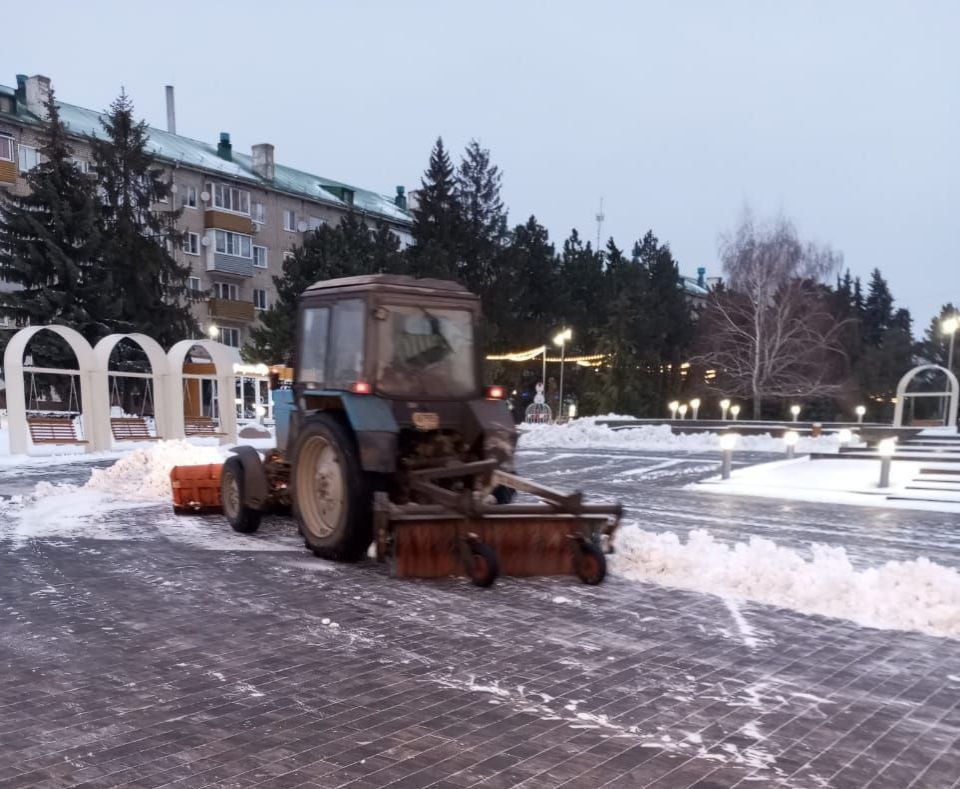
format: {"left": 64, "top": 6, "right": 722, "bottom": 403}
{"left": 496, "top": 216, "right": 559, "bottom": 349}
{"left": 918, "top": 303, "right": 958, "bottom": 368}
{"left": 862, "top": 268, "right": 894, "bottom": 347}
{"left": 409, "top": 137, "right": 460, "bottom": 280}
{"left": 89, "top": 90, "right": 197, "bottom": 346}
{"left": 245, "top": 214, "right": 402, "bottom": 363}
{"left": 0, "top": 88, "right": 103, "bottom": 366}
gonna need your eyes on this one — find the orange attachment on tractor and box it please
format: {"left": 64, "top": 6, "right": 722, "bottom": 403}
{"left": 170, "top": 463, "right": 223, "bottom": 513}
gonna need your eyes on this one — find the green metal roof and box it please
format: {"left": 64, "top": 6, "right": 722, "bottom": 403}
{"left": 0, "top": 83, "right": 411, "bottom": 226}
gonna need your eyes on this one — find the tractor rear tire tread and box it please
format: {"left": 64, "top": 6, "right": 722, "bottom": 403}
{"left": 222, "top": 457, "right": 262, "bottom": 534}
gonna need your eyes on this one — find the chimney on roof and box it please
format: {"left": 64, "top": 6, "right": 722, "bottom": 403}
{"left": 15, "top": 74, "right": 27, "bottom": 102}
{"left": 697, "top": 267, "right": 706, "bottom": 288}
{"left": 251, "top": 143, "right": 274, "bottom": 180}
{"left": 25, "top": 75, "right": 51, "bottom": 118}
{"left": 394, "top": 186, "right": 407, "bottom": 210}
{"left": 217, "top": 132, "right": 232, "bottom": 161}
{"left": 165, "top": 85, "right": 176, "bottom": 134}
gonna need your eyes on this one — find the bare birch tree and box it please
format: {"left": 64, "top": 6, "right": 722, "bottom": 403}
{"left": 692, "top": 212, "right": 848, "bottom": 418}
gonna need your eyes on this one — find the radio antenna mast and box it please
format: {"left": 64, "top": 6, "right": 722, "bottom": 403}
{"left": 595, "top": 197, "right": 605, "bottom": 251}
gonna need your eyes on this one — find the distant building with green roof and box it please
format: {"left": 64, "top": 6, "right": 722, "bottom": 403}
{"left": 0, "top": 74, "right": 412, "bottom": 348}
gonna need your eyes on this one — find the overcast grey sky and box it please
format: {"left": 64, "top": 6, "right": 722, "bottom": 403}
{"left": 4, "top": 1, "right": 957, "bottom": 330}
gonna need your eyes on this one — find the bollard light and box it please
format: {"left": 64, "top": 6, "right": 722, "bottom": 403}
{"left": 207, "top": 324, "right": 219, "bottom": 341}
{"left": 668, "top": 400, "right": 679, "bottom": 420}
{"left": 719, "top": 398, "right": 731, "bottom": 421}
{"left": 783, "top": 429, "right": 800, "bottom": 459}
{"left": 855, "top": 404, "right": 866, "bottom": 424}
{"left": 678, "top": 404, "right": 688, "bottom": 419}
{"left": 568, "top": 403, "right": 577, "bottom": 419}
{"left": 837, "top": 428, "right": 853, "bottom": 447}
{"left": 877, "top": 438, "right": 897, "bottom": 488}
{"left": 719, "top": 432, "right": 739, "bottom": 480}
{"left": 790, "top": 404, "right": 801, "bottom": 422}
{"left": 690, "top": 398, "right": 701, "bottom": 420}
{"left": 730, "top": 404, "right": 741, "bottom": 421}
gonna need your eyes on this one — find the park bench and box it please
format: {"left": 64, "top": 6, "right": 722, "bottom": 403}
{"left": 110, "top": 417, "right": 159, "bottom": 441}
{"left": 184, "top": 416, "right": 225, "bottom": 437}
{"left": 27, "top": 416, "right": 87, "bottom": 445}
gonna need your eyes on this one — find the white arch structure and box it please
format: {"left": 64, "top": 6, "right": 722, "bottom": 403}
{"left": 166, "top": 340, "right": 238, "bottom": 445}
{"left": 893, "top": 364, "right": 959, "bottom": 429}
{"left": 3, "top": 326, "right": 97, "bottom": 455}
{"left": 92, "top": 334, "right": 171, "bottom": 448}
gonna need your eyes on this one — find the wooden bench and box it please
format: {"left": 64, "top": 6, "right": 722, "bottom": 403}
{"left": 110, "top": 417, "right": 159, "bottom": 441}
{"left": 184, "top": 416, "right": 225, "bottom": 437}
{"left": 27, "top": 416, "right": 87, "bottom": 445}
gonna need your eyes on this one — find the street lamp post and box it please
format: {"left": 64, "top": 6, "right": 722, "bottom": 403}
{"left": 678, "top": 403, "right": 688, "bottom": 419}
{"left": 855, "top": 405, "right": 866, "bottom": 424}
{"left": 207, "top": 324, "right": 219, "bottom": 342}
{"left": 730, "top": 404, "right": 741, "bottom": 421}
{"left": 790, "top": 404, "right": 801, "bottom": 422}
{"left": 553, "top": 328, "right": 572, "bottom": 422}
{"left": 668, "top": 400, "right": 679, "bottom": 420}
{"left": 783, "top": 429, "right": 800, "bottom": 459}
{"left": 690, "top": 398, "right": 701, "bottom": 420}
{"left": 719, "top": 432, "right": 738, "bottom": 480}
{"left": 877, "top": 438, "right": 897, "bottom": 488}
{"left": 719, "top": 399, "right": 731, "bottom": 421}
{"left": 943, "top": 316, "right": 959, "bottom": 374}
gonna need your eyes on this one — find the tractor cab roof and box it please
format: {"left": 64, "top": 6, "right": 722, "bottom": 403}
{"left": 304, "top": 274, "right": 477, "bottom": 300}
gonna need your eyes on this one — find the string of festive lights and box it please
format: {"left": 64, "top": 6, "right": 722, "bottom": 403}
{"left": 486, "top": 348, "right": 608, "bottom": 364}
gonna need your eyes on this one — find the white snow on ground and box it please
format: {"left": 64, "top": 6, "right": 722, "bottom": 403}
{"left": 695, "top": 456, "right": 960, "bottom": 514}
{"left": 519, "top": 419, "right": 841, "bottom": 454}
{"left": 85, "top": 440, "right": 224, "bottom": 501}
{"left": 611, "top": 524, "right": 960, "bottom": 639}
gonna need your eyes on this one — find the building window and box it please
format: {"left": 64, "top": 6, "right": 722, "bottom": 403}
{"left": 253, "top": 289, "right": 268, "bottom": 311}
{"left": 17, "top": 144, "right": 41, "bottom": 173}
{"left": 308, "top": 216, "right": 325, "bottom": 232}
{"left": 283, "top": 209, "right": 297, "bottom": 232}
{"left": 213, "top": 282, "right": 239, "bottom": 301}
{"left": 214, "top": 229, "right": 252, "bottom": 258}
{"left": 213, "top": 183, "right": 251, "bottom": 215}
{"left": 283, "top": 250, "right": 295, "bottom": 262}
{"left": 253, "top": 245, "right": 268, "bottom": 269}
{"left": 68, "top": 156, "right": 92, "bottom": 174}
{"left": 182, "top": 232, "right": 200, "bottom": 256}
{"left": 187, "top": 276, "right": 201, "bottom": 292}
{"left": 252, "top": 201, "right": 265, "bottom": 224}
{"left": 184, "top": 186, "right": 198, "bottom": 209}
{"left": 217, "top": 327, "right": 240, "bottom": 347}
{"left": 0, "top": 136, "right": 13, "bottom": 162}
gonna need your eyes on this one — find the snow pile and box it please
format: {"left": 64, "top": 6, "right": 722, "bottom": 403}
{"left": 519, "top": 419, "right": 840, "bottom": 454}
{"left": 85, "top": 440, "right": 224, "bottom": 501}
{"left": 612, "top": 525, "right": 960, "bottom": 639}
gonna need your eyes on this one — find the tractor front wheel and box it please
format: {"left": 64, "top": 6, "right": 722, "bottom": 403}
{"left": 221, "top": 456, "right": 262, "bottom": 534}
{"left": 292, "top": 415, "right": 371, "bottom": 562}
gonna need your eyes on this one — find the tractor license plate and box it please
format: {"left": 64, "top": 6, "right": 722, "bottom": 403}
{"left": 412, "top": 412, "right": 440, "bottom": 431}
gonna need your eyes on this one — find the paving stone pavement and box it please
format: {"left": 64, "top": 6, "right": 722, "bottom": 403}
{"left": 1, "top": 449, "right": 958, "bottom": 788}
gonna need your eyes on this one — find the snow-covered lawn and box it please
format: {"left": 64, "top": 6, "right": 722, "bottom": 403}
{"left": 694, "top": 456, "right": 960, "bottom": 513}
{"left": 519, "top": 418, "right": 842, "bottom": 454}
{"left": 611, "top": 524, "right": 960, "bottom": 640}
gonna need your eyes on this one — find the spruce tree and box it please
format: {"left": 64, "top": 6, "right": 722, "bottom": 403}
{"left": 0, "top": 88, "right": 103, "bottom": 366}
{"left": 409, "top": 137, "right": 461, "bottom": 280}
{"left": 918, "top": 303, "right": 959, "bottom": 367}
{"left": 862, "top": 268, "right": 894, "bottom": 347}
{"left": 89, "top": 90, "right": 197, "bottom": 346}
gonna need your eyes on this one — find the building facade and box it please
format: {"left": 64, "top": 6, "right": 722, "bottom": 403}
{"left": 0, "top": 74, "right": 413, "bottom": 348}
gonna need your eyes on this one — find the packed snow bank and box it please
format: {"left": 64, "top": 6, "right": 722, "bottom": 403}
{"left": 519, "top": 419, "right": 841, "bottom": 454}
{"left": 85, "top": 440, "right": 224, "bottom": 501}
{"left": 612, "top": 524, "right": 960, "bottom": 639}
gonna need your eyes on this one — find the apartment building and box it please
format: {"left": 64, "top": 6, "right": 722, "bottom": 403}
{"left": 0, "top": 74, "right": 413, "bottom": 347}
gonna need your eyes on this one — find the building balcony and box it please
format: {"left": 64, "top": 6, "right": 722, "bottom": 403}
{"left": 207, "top": 253, "right": 254, "bottom": 278}
{"left": 208, "top": 298, "right": 255, "bottom": 323}
{"left": 0, "top": 160, "right": 17, "bottom": 184}
{"left": 204, "top": 207, "right": 257, "bottom": 234}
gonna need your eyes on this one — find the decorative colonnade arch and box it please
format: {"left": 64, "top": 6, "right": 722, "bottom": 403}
{"left": 892, "top": 364, "right": 959, "bottom": 429}
{"left": 3, "top": 326, "right": 239, "bottom": 453}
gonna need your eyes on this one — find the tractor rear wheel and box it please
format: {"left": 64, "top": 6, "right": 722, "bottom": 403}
{"left": 221, "top": 456, "right": 262, "bottom": 534}
{"left": 292, "top": 414, "right": 371, "bottom": 562}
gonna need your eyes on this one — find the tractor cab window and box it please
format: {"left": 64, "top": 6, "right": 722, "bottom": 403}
{"left": 299, "top": 307, "right": 330, "bottom": 384}
{"left": 329, "top": 299, "right": 365, "bottom": 389}
{"left": 376, "top": 305, "right": 476, "bottom": 398}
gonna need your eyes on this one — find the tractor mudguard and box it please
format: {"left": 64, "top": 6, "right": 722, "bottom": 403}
{"left": 465, "top": 399, "right": 518, "bottom": 472}
{"left": 339, "top": 393, "right": 398, "bottom": 474}
{"left": 229, "top": 445, "right": 270, "bottom": 510}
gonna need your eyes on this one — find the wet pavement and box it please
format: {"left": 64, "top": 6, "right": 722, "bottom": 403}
{"left": 0, "top": 449, "right": 958, "bottom": 788}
